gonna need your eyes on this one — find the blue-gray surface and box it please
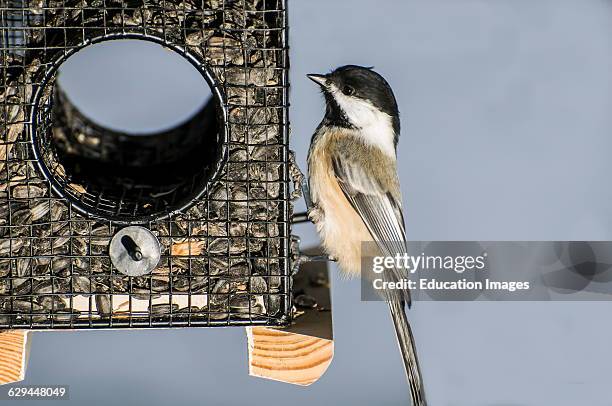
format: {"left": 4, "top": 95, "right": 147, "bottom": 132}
{"left": 8, "top": 1, "right": 612, "bottom": 405}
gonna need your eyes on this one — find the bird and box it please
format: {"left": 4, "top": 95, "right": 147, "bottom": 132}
{"left": 306, "top": 65, "right": 427, "bottom": 405}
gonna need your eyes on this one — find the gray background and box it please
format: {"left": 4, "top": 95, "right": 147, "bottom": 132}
{"left": 7, "top": 0, "right": 612, "bottom": 405}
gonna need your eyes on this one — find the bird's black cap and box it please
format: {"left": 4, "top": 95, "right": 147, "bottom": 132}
{"left": 308, "top": 65, "right": 400, "bottom": 135}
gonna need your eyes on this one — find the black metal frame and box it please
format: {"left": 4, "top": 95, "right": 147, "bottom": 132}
{"left": 0, "top": 0, "right": 292, "bottom": 329}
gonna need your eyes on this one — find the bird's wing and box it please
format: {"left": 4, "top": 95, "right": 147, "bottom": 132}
{"left": 331, "top": 148, "right": 411, "bottom": 306}
{"left": 330, "top": 149, "right": 407, "bottom": 259}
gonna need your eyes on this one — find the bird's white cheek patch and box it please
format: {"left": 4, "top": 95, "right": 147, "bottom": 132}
{"left": 329, "top": 86, "right": 396, "bottom": 158}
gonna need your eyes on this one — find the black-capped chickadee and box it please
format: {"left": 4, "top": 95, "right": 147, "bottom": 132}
{"left": 307, "top": 65, "right": 427, "bottom": 405}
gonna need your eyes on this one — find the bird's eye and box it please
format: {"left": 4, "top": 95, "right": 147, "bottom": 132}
{"left": 342, "top": 85, "right": 355, "bottom": 96}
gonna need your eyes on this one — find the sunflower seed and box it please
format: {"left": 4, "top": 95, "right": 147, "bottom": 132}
{"left": 95, "top": 295, "right": 111, "bottom": 316}
{"left": 150, "top": 303, "right": 179, "bottom": 316}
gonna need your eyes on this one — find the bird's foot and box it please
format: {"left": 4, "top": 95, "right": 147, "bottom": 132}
{"left": 307, "top": 206, "right": 323, "bottom": 224}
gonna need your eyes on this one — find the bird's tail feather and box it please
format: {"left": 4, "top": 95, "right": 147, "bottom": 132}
{"left": 387, "top": 297, "right": 427, "bottom": 406}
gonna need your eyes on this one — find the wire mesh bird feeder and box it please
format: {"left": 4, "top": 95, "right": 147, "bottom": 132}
{"left": 0, "top": 0, "right": 293, "bottom": 329}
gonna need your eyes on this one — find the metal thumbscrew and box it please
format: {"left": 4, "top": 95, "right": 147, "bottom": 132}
{"left": 121, "top": 235, "right": 143, "bottom": 261}
{"left": 109, "top": 226, "right": 161, "bottom": 277}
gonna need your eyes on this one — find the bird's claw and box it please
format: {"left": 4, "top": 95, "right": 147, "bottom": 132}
{"left": 307, "top": 207, "right": 323, "bottom": 224}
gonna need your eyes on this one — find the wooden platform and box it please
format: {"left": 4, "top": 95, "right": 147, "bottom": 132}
{"left": 247, "top": 257, "right": 334, "bottom": 386}
{"left": 0, "top": 331, "right": 30, "bottom": 385}
{"left": 247, "top": 327, "right": 333, "bottom": 386}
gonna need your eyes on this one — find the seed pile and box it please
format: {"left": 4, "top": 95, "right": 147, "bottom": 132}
{"left": 0, "top": 0, "right": 291, "bottom": 328}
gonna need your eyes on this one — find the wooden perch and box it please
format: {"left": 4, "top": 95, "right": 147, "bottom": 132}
{"left": 0, "top": 330, "right": 30, "bottom": 385}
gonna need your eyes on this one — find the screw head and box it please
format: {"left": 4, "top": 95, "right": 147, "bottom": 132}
{"left": 109, "top": 226, "right": 161, "bottom": 277}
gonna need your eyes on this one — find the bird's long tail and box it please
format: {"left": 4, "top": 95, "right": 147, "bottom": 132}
{"left": 387, "top": 297, "right": 427, "bottom": 406}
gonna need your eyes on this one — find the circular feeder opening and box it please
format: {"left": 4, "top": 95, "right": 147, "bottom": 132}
{"left": 32, "top": 38, "right": 225, "bottom": 223}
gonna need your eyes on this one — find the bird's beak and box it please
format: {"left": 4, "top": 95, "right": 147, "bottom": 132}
{"left": 307, "top": 73, "right": 330, "bottom": 88}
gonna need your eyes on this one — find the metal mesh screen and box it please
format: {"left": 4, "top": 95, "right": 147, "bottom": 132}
{"left": 0, "top": 0, "right": 291, "bottom": 328}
